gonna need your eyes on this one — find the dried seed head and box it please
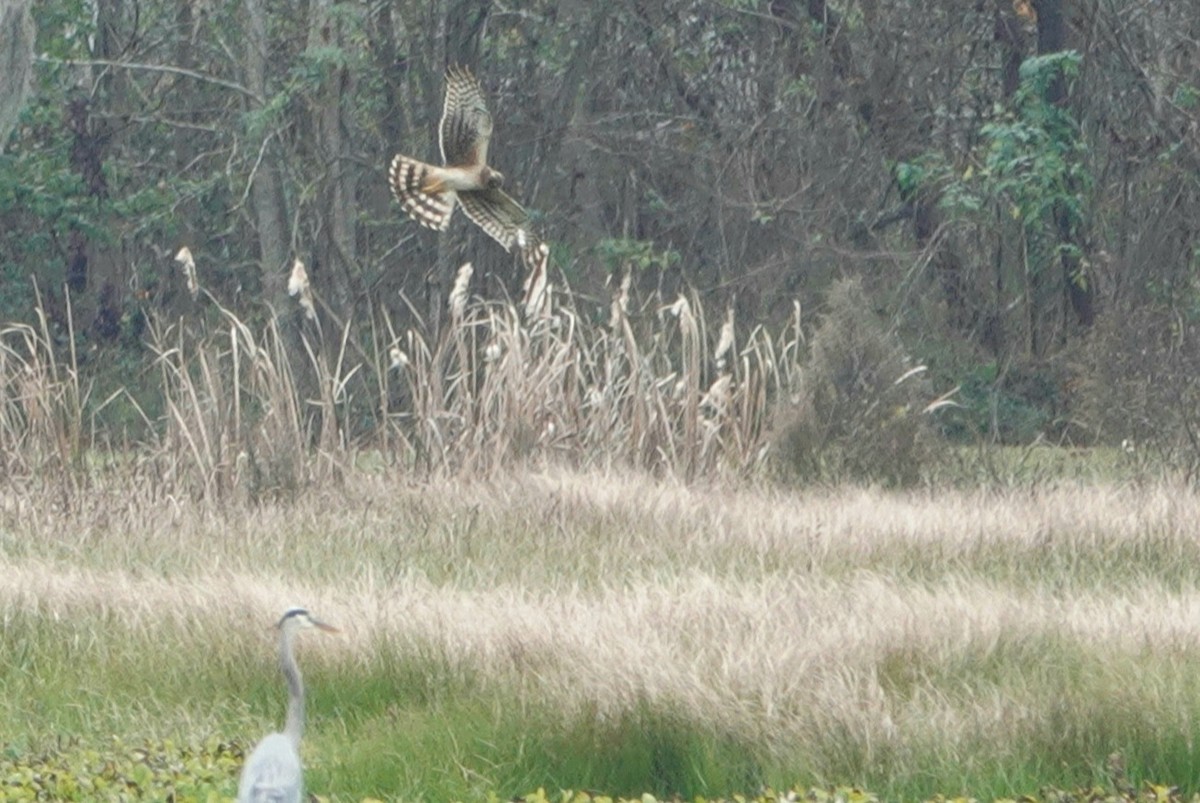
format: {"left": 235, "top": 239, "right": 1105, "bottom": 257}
{"left": 174, "top": 246, "right": 198, "bottom": 299}
{"left": 449, "top": 262, "right": 473, "bottom": 321}
{"left": 609, "top": 269, "right": 631, "bottom": 331}
{"left": 287, "top": 259, "right": 309, "bottom": 297}
{"left": 288, "top": 259, "right": 316, "bottom": 320}
{"left": 714, "top": 307, "right": 734, "bottom": 369}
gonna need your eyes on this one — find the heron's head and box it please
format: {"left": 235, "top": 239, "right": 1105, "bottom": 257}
{"left": 276, "top": 606, "right": 340, "bottom": 634}
{"left": 481, "top": 166, "right": 504, "bottom": 189}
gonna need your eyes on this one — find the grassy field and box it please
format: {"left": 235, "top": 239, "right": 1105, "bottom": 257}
{"left": 5, "top": 467, "right": 1200, "bottom": 801}
{"left": 2, "top": 290, "right": 1199, "bottom": 800}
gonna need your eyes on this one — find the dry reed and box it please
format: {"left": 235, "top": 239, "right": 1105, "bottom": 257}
{"left": 0, "top": 264, "right": 832, "bottom": 499}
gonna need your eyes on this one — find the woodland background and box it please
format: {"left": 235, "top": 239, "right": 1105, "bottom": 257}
{"left": 1, "top": 0, "right": 1199, "bottom": 480}
{"left": 6, "top": 3, "right": 1200, "bottom": 801}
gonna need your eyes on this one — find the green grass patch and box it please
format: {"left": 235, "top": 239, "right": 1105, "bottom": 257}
{"left": 8, "top": 599, "right": 1200, "bottom": 801}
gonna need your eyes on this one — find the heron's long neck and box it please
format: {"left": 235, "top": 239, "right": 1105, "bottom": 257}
{"left": 279, "top": 627, "right": 305, "bottom": 748}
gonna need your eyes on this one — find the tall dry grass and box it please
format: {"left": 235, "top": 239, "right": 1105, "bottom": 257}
{"left": 383, "top": 280, "right": 788, "bottom": 479}
{"left": 0, "top": 268, "right": 830, "bottom": 507}
{"left": 0, "top": 292, "right": 85, "bottom": 490}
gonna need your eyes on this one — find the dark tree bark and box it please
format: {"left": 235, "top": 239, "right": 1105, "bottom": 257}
{"left": 0, "top": 0, "right": 33, "bottom": 149}
{"left": 373, "top": 5, "right": 408, "bottom": 149}
{"left": 306, "top": 0, "right": 358, "bottom": 308}
{"left": 243, "top": 0, "right": 290, "bottom": 309}
{"left": 1033, "top": 0, "right": 1096, "bottom": 331}
{"left": 994, "top": 0, "right": 1030, "bottom": 102}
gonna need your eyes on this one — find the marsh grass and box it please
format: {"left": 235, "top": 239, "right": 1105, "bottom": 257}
{"left": 2, "top": 264, "right": 927, "bottom": 504}
{"left": 5, "top": 470, "right": 1200, "bottom": 799}
{"left": 1, "top": 283, "right": 1199, "bottom": 800}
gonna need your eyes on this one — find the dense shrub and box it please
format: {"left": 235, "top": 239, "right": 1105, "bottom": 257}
{"left": 771, "top": 278, "right": 936, "bottom": 487}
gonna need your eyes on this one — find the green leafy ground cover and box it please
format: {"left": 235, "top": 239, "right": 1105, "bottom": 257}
{"left": 0, "top": 738, "right": 240, "bottom": 801}
{"left": 0, "top": 739, "right": 1196, "bottom": 803}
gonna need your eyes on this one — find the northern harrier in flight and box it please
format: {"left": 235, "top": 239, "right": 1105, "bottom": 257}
{"left": 389, "top": 66, "right": 546, "bottom": 298}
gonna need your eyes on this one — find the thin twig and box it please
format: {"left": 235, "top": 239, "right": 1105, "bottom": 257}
{"left": 35, "top": 56, "right": 262, "bottom": 103}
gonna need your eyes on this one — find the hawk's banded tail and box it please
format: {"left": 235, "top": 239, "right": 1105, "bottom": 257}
{"left": 389, "top": 154, "right": 456, "bottom": 231}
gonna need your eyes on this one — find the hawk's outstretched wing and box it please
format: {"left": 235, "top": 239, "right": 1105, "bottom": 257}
{"left": 459, "top": 187, "right": 550, "bottom": 318}
{"left": 457, "top": 185, "right": 530, "bottom": 251}
{"left": 389, "top": 154, "right": 456, "bottom": 231}
{"left": 439, "top": 66, "right": 492, "bottom": 168}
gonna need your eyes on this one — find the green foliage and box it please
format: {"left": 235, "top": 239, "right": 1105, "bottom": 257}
{"left": 31, "top": 0, "right": 95, "bottom": 60}
{"left": 0, "top": 102, "right": 96, "bottom": 317}
{"left": 1175, "top": 83, "right": 1199, "bottom": 110}
{"left": 894, "top": 51, "right": 1096, "bottom": 438}
{"left": 596, "top": 237, "right": 681, "bottom": 274}
{"left": 901, "top": 50, "right": 1092, "bottom": 306}
{"left": 894, "top": 153, "right": 949, "bottom": 201}
{"left": 893, "top": 160, "right": 926, "bottom": 199}
{"left": 950, "top": 51, "right": 1091, "bottom": 282}
{"left": 936, "top": 361, "right": 1059, "bottom": 444}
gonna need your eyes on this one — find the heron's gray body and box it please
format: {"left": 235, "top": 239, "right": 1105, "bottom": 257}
{"left": 237, "top": 733, "right": 302, "bottom": 802}
{"left": 237, "top": 608, "right": 337, "bottom": 803}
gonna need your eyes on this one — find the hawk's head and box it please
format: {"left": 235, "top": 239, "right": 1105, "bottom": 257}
{"left": 481, "top": 165, "right": 505, "bottom": 189}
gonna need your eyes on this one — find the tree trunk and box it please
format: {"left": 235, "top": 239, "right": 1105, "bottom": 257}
{"left": 243, "top": 0, "right": 290, "bottom": 309}
{"left": 1033, "top": 0, "right": 1095, "bottom": 331}
{"left": 420, "top": 0, "right": 490, "bottom": 334}
{"left": 306, "top": 0, "right": 358, "bottom": 308}
{"left": 0, "top": 0, "right": 33, "bottom": 150}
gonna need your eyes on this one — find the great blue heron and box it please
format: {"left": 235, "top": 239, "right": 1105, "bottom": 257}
{"left": 237, "top": 607, "right": 339, "bottom": 803}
